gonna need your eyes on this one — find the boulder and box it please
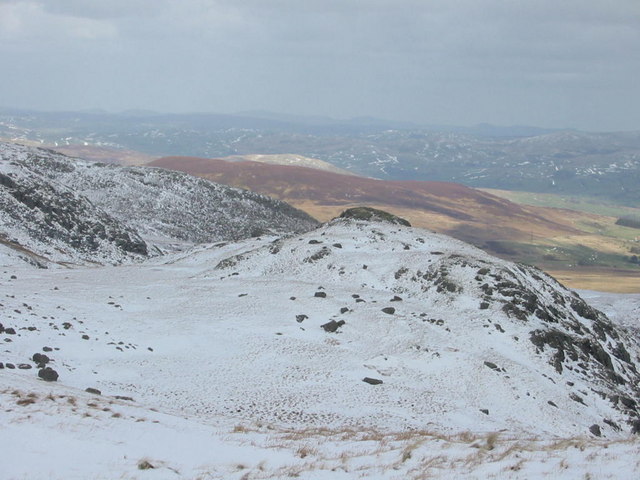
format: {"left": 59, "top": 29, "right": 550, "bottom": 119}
{"left": 32, "top": 353, "right": 50, "bottom": 365}
{"left": 589, "top": 424, "right": 602, "bottom": 437}
{"left": 321, "top": 320, "right": 345, "bottom": 333}
{"left": 362, "top": 377, "right": 383, "bottom": 385}
{"left": 38, "top": 367, "right": 59, "bottom": 382}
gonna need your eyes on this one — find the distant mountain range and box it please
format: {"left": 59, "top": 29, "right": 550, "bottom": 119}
{"left": 2, "top": 108, "right": 638, "bottom": 205}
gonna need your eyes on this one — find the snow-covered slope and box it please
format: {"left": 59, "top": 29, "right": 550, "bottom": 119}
{"left": 0, "top": 141, "right": 319, "bottom": 265}
{"left": 203, "top": 217, "right": 640, "bottom": 436}
{"left": 2, "top": 213, "right": 639, "bottom": 463}
{"left": 0, "top": 143, "right": 148, "bottom": 266}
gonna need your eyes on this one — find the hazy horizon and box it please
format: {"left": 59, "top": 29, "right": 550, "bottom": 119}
{"left": 1, "top": 0, "right": 639, "bottom": 132}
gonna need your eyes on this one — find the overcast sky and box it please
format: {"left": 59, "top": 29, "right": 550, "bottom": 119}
{"left": 0, "top": 0, "right": 638, "bottom": 131}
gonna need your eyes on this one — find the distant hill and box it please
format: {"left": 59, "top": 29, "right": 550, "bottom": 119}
{"left": 2, "top": 108, "right": 639, "bottom": 204}
{"left": 0, "top": 142, "right": 318, "bottom": 265}
{"left": 218, "top": 153, "right": 355, "bottom": 176}
{"left": 149, "top": 155, "right": 578, "bottom": 243}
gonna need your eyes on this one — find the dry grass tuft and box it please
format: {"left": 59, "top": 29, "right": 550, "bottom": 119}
{"left": 295, "top": 445, "right": 317, "bottom": 459}
{"left": 137, "top": 459, "right": 155, "bottom": 470}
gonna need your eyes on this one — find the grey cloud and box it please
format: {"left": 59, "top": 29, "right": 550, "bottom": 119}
{"left": 39, "top": 0, "right": 168, "bottom": 19}
{"left": 0, "top": 0, "right": 639, "bottom": 131}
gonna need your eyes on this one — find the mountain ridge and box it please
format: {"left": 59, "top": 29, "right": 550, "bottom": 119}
{"left": 0, "top": 142, "right": 318, "bottom": 265}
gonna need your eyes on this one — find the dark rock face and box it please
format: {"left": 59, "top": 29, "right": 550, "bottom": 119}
{"left": 381, "top": 307, "right": 396, "bottom": 315}
{"left": 314, "top": 291, "right": 327, "bottom": 298}
{"left": 321, "top": 320, "right": 345, "bottom": 333}
{"left": 338, "top": 207, "right": 411, "bottom": 227}
{"left": 484, "top": 361, "right": 500, "bottom": 371}
{"left": 38, "top": 367, "right": 59, "bottom": 382}
{"left": 296, "top": 314, "right": 308, "bottom": 323}
{"left": 589, "top": 424, "right": 602, "bottom": 437}
{"left": 362, "top": 377, "right": 383, "bottom": 385}
{"left": 85, "top": 388, "right": 102, "bottom": 395}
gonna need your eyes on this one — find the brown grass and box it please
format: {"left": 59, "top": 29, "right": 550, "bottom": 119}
{"left": 547, "top": 268, "right": 640, "bottom": 293}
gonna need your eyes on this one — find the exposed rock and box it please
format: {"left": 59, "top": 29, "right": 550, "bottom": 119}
{"left": 114, "top": 395, "right": 134, "bottom": 401}
{"left": 32, "top": 353, "right": 50, "bottom": 365}
{"left": 338, "top": 207, "right": 411, "bottom": 227}
{"left": 321, "top": 320, "right": 345, "bottom": 333}
{"left": 18, "top": 364, "right": 32, "bottom": 370}
{"left": 295, "top": 314, "right": 308, "bottom": 323}
{"left": 85, "top": 388, "right": 102, "bottom": 395}
{"left": 362, "top": 377, "right": 384, "bottom": 385}
{"left": 381, "top": 307, "right": 396, "bottom": 315}
{"left": 38, "top": 367, "right": 59, "bottom": 381}
{"left": 314, "top": 291, "right": 327, "bottom": 298}
{"left": 484, "top": 361, "right": 500, "bottom": 371}
{"left": 589, "top": 424, "right": 602, "bottom": 437}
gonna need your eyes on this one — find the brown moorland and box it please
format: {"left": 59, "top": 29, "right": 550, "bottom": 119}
{"left": 148, "top": 156, "right": 640, "bottom": 292}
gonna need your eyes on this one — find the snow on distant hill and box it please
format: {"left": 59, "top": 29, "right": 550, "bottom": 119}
{"left": 0, "top": 142, "right": 319, "bottom": 265}
{"left": 1, "top": 210, "right": 639, "bottom": 478}
{"left": 0, "top": 143, "right": 148, "bottom": 266}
